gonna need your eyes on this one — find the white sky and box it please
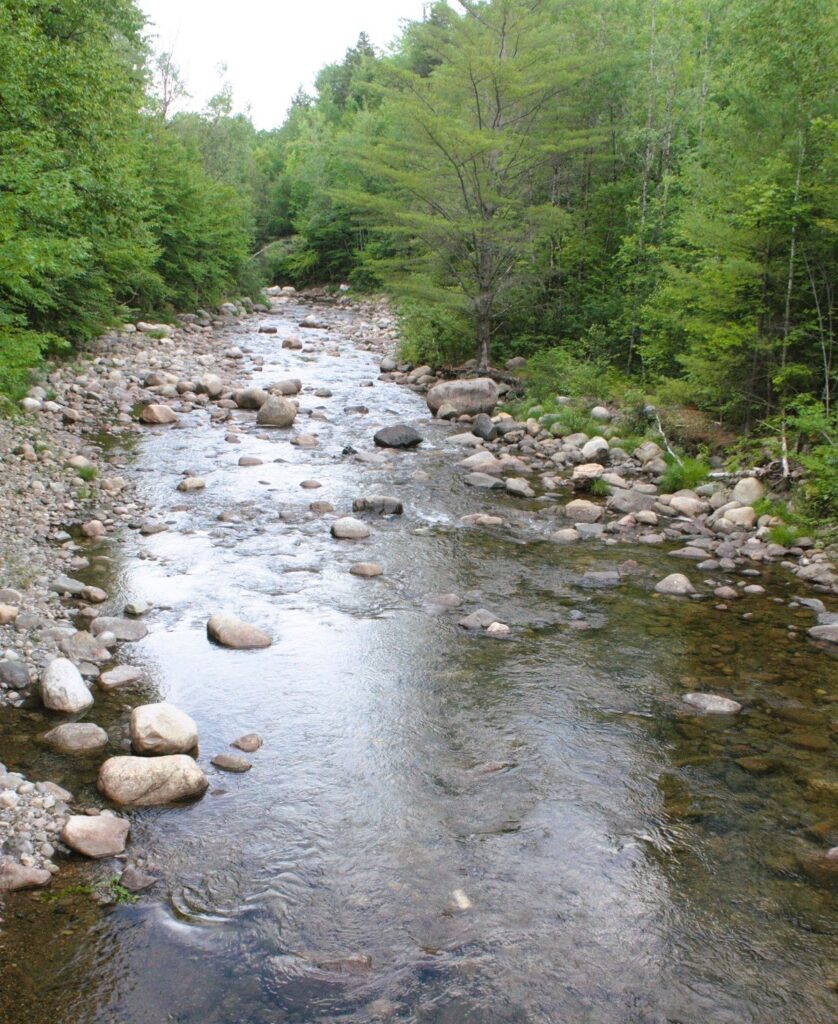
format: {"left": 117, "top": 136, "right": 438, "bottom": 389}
{"left": 138, "top": 0, "right": 429, "bottom": 129}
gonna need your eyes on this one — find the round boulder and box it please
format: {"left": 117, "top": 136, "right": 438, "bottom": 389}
{"left": 207, "top": 614, "right": 272, "bottom": 650}
{"left": 256, "top": 395, "right": 297, "bottom": 428}
{"left": 374, "top": 424, "right": 422, "bottom": 449}
{"left": 43, "top": 723, "right": 108, "bottom": 754}
{"left": 130, "top": 702, "right": 198, "bottom": 755}
{"left": 655, "top": 573, "right": 696, "bottom": 596}
{"left": 331, "top": 517, "right": 371, "bottom": 540}
{"left": 40, "top": 658, "right": 94, "bottom": 713}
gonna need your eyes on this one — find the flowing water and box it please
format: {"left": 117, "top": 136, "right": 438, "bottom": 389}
{"left": 1, "top": 301, "right": 838, "bottom": 1024}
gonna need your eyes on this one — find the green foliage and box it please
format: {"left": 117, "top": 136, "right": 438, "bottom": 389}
{"left": 75, "top": 466, "right": 97, "bottom": 482}
{"left": 768, "top": 522, "right": 802, "bottom": 546}
{"left": 590, "top": 478, "right": 611, "bottom": 498}
{"left": 520, "top": 348, "right": 627, "bottom": 406}
{"left": 659, "top": 456, "right": 711, "bottom": 493}
{"left": 788, "top": 400, "right": 838, "bottom": 523}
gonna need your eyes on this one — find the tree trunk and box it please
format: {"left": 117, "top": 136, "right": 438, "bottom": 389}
{"left": 476, "top": 309, "right": 491, "bottom": 371}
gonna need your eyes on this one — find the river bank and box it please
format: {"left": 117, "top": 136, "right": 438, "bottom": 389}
{"left": 1, "top": 291, "right": 837, "bottom": 1023}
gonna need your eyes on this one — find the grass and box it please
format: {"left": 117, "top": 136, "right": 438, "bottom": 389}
{"left": 768, "top": 523, "right": 802, "bottom": 546}
{"left": 659, "top": 455, "right": 710, "bottom": 493}
{"left": 75, "top": 466, "right": 97, "bottom": 482}
{"left": 38, "top": 876, "right": 139, "bottom": 906}
{"left": 590, "top": 478, "right": 611, "bottom": 497}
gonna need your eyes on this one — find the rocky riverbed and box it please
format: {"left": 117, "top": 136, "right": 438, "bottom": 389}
{"left": 1, "top": 290, "right": 837, "bottom": 1024}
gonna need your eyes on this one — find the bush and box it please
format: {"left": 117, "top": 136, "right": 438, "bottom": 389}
{"left": 659, "top": 455, "right": 710, "bottom": 492}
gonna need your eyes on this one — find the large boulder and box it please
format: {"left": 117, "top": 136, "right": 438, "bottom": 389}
{"left": 352, "top": 496, "right": 404, "bottom": 516}
{"left": 207, "top": 614, "right": 272, "bottom": 649}
{"left": 40, "top": 658, "right": 94, "bottom": 713}
{"left": 61, "top": 814, "right": 129, "bottom": 858}
{"left": 130, "top": 702, "right": 198, "bottom": 755}
{"left": 256, "top": 395, "right": 297, "bottom": 427}
{"left": 732, "top": 477, "right": 764, "bottom": 506}
{"left": 427, "top": 378, "right": 499, "bottom": 417}
{"left": 140, "top": 404, "right": 178, "bottom": 425}
{"left": 654, "top": 573, "right": 695, "bottom": 596}
{"left": 373, "top": 424, "right": 422, "bottom": 448}
{"left": 235, "top": 387, "right": 269, "bottom": 410}
{"left": 98, "top": 755, "right": 208, "bottom": 806}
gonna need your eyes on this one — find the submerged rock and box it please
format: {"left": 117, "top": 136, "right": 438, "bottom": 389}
{"left": 43, "top": 722, "right": 108, "bottom": 754}
{"left": 655, "top": 573, "right": 696, "bottom": 596}
{"left": 211, "top": 753, "right": 252, "bottom": 772}
{"left": 682, "top": 693, "right": 742, "bottom": 715}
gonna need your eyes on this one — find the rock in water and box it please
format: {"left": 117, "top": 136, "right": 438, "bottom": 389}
{"left": 0, "top": 859, "right": 51, "bottom": 891}
{"left": 211, "top": 753, "right": 252, "bottom": 772}
{"left": 350, "top": 563, "right": 383, "bottom": 577}
{"left": 207, "top": 614, "right": 272, "bottom": 649}
{"left": 352, "top": 496, "right": 403, "bottom": 515}
{"left": 131, "top": 702, "right": 199, "bottom": 755}
{"left": 426, "top": 378, "right": 499, "bottom": 416}
{"left": 98, "top": 755, "right": 208, "bottom": 806}
{"left": 256, "top": 395, "right": 297, "bottom": 427}
{"left": 91, "top": 617, "right": 149, "bottom": 642}
{"left": 331, "top": 517, "right": 371, "bottom": 540}
{"left": 43, "top": 723, "right": 108, "bottom": 753}
{"left": 40, "top": 658, "right": 94, "bottom": 713}
{"left": 373, "top": 425, "right": 422, "bottom": 449}
{"left": 654, "top": 573, "right": 696, "bottom": 596}
{"left": 683, "top": 693, "right": 742, "bottom": 715}
{"left": 61, "top": 814, "right": 129, "bottom": 858}
{"left": 98, "top": 665, "right": 143, "bottom": 690}
{"left": 140, "top": 404, "right": 178, "bottom": 425}
{"left": 232, "top": 733, "right": 263, "bottom": 752}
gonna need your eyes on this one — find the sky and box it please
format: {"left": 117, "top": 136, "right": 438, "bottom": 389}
{"left": 138, "top": 0, "right": 429, "bottom": 130}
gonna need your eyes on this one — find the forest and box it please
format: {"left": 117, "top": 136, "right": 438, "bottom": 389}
{"left": 1, "top": 0, "right": 837, "bottom": 521}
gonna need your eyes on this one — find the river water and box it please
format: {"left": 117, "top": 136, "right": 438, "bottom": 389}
{"left": 1, "top": 300, "right": 837, "bottom": 1024}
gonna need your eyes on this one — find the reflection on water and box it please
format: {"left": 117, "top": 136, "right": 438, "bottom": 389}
{"left": 1, "top": 302, "right": 837, "bottom": 1024}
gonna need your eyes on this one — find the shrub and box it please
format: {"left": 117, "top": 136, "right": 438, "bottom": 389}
{"left": 659, "top": 455, "right": 710, "bottom": 492}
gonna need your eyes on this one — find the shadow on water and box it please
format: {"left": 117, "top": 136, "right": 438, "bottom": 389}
{"left": 1, "top": 301, "right": 837, "bottom": 1024}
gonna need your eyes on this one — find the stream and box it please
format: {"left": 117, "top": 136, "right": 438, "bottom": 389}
{"left": 1, "top": 299, "right": 837, "bottom": 1024}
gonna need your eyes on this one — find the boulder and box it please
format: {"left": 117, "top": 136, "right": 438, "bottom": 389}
{"left": 131, "top": 702, "right": 198, "bottom": 755}
{"left": 471, "top": 413, "right": 497, "bottom": 441}
{"left": 99, "top": 755, "right": 208, "bottom": 806}
{"left": 256, "top": 395, "right": 297, "bottom": 427}
{"left": 211, "top": 754, "right": 252, "bottom": 772}
{"left": 197, "top": 374, "right": 223, "bottom": 398}
{"left": 59, "top": 631, "right": 111, "bottom": 664}
{"left": 581, "top": 437, "right": 609, "bottom": 463}
{"left": 373, "top": 424, "right": 422, "bottom": 448}
{"left": 607, "top": 489, "right": 657, "bottom": 515}
{"left": 732, "top": 477, "right": 765, "bottom": 506}
{"left": 352, "top": 496, "right": 403, "bottom": 516}
{"left": 331, "top": 517, "right": 371, "bottom": 540}
{"left": 724, "top": 506, "right": 757, "bottom": 529}
{"left": 61, "top": 814, "right": 129, "bottom": 858}
{"left": 655, "top": 573, "right": 696, "bottom": 596}
{"left": 207, "top": 614, "right": 272, "bottom": 649}
{"left": 427, "top": 378, "right": 498, "bottom": 416}
{"left": 235, "top": 387, "right": 269, "bottom": 410}
{"left": 565, "top": 499, "right": 602, "bottom": 523}
{"left": 350, "top": 563, "right": 383, "bottom": 577}
{"left": 140, "top": 404, "right": 178, "bottom": 425}
{"left": 43, "top": 723, "right": 108, "bottom": 754}
{"left": 40, "top": 658, "right": 94, "bottom": 713}
{"left": 232, "top": 733, "right": 263, "bottom": 752}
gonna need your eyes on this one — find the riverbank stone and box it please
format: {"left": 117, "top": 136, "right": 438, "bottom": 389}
{"left": 40, "top": 658, "right": 94, "bottom": 713}
{"left": 61, "top": 814, "right": 129, "bottom": 858}
{"left": 98, "top": 755, "right": 208, "bottom": 806}
{"left": 374, "top": 424, "right": 422, "bottom": 448}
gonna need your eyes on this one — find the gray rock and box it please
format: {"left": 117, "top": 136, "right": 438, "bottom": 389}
{"left": 235, "top": 387, "right": 269, "bottom": 410}
{"left": 350, "top": 563, "right": 383, "bottom": 577}
{"left": 140, "top": 404, "right": 178, "bottom": 425}
{"left": 231, "top": 733, "right": 263, "bottom": 753}
{"left": 256, "top": 395, "right": 297, "bottom": 427}
{"left": 60, "top": 631, "right": 111, "bottom": 663}
{"left": 98, "top": 665, "right": 143, "bottom": 690}
{"left": 98, "top": 755, "right": 208, "bottom": 806}
{"left": 352, "top": 496, "right": 403, "bottom": 516}
{"left": 809, "top": 624, "right": 838, "bottom": 644}
{"left": 565, "top": 499, "right": 602, "bottom": 523}
{"left": 732, "top": 477, "right": 765, "bottom": 505}
{"left": 464, "top": 472, "right": 505, "bottom": 490}
{"left": 471, "top": 413, "right": 497, "bottom": 441}
{"left": 373, "top": 424, "right": 422, "bottom": 448}
{"left": 91, "top": 617, "right": 149, "bottom": 642}
{"left": 0, "top": 858, "right": 51, "bottom": 891}
{"left": 459, "top": 609, "right": 499, "bottom": 630}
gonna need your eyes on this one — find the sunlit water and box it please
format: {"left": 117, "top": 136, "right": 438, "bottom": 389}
{"left": 2, "top": 301, "right": 837, "bottom": 1024}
